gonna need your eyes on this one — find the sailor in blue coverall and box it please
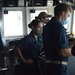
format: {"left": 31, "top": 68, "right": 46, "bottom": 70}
{"left": 43, "top": 3, "right": 74, "bottom": 75}
{"left": 14, "top": 19, "right": 43, "bottom": 75}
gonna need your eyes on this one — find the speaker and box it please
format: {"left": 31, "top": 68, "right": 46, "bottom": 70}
{"left": 2, "top": 0, "right": 18, "bottom": 7}
{"left": 34, "top": 0, "right": 47, "bottom": 6}
{"left": 28, "top": 0, "right": 47, "bottom": 6}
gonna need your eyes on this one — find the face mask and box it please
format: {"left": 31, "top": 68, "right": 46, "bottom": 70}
{"left": 44, "top": 18, "right": 49, "bottom": 24}
{"left": 34, "top": 27, "right": 43, "bottom": 36}
{"left": 61, "top": 19, "right": 68, "bottom": 25}
{"left": 46, "top": 19, "right": 49, "bottom": 24}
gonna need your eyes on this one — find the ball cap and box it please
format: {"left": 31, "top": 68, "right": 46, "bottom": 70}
{"left": 38, "top": 12, "right": 52, "bottom": 18}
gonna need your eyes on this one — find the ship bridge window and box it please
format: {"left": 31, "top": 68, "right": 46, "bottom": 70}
{"left": 4, "top": 11, "right": 23, "bottom": 39}
{"left": 72, "top": 10, "right": 75, "bottom": 36}
{"left": 30, "top": 10, "right": 47, "bottom": 21}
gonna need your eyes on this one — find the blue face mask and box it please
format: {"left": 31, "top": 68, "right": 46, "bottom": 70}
{"left": 61, "top": 19, "right": 68, "bottom": 25}
{"left": 34, "top": 27, "right": 43, "bottom": 36}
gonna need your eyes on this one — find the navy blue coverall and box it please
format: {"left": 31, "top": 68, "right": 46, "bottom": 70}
{"left": 14, "top": 31, "right": 43, "bottom": 75}
{"left": 43, "top": 17, "right": 69, "bottom": 75}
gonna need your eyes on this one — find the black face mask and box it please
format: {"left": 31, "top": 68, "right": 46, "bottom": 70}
{"left": 34, "top": 27, "right": 43, "bottom": 36}
{"left": 45, "top": 19, "right": 49, "bottom": 23}
{"left": 43, "top": 19, "right": 49, "bottom": 25}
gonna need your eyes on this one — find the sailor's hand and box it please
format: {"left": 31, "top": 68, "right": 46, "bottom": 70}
{"left": 25, "top": 58, "right": 33, "bottom": 64}
{"left": 67, "top": 34, "right": 74, "bottom": 38}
